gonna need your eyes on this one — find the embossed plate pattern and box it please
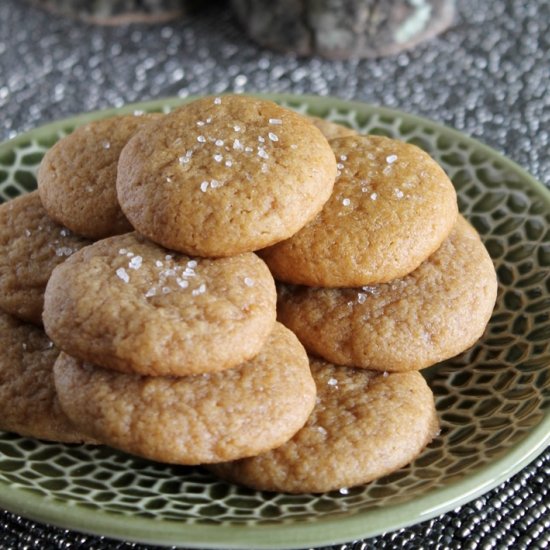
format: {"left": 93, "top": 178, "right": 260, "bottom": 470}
{"left": 0, "top": 95, "right": 549, "bottom": 549}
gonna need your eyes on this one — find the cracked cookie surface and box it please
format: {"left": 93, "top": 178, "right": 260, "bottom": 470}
{"left": 116, "top": 95, "right": 337, "bottom": 256}
{"left": 38, "top": 113, "right": 162, "bottom": 239}
{"left": 53, "top": 323, "right": 316, "bottom": 464}
{"left": 0, "top": 310, "right": 93, "bottom": 443}
{"left": 277, "top": 217, "right": 497, "bottom": 371}
{"left": 209, "top": 357, "right": 439, "bottom": 493}
{"left": 0, "top": 192, "right": 92, "bottom": 325}
{"left": 260, "top": 135, "right": 458, "bottom": 286}
{"left": 43, "top": 232, "right": 276, "bottom": 376}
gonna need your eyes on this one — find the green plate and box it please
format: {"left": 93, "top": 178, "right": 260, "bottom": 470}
{"left": 0, "top": 94, "right": 549, "bottom": 549}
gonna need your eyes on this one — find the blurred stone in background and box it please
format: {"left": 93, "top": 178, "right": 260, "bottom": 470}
{"left": 29, "top": 0, "right": 188, "bottom": 24}
{"left": 231, "top": 0, "right": 455, "bottom": 59}
{"left": 29, "top": 1, "right": 455, "bottom": 58}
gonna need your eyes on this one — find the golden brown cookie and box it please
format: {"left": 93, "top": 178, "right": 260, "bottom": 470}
{"left": 0, "top": 310, "right": 93, "bottom": 443}
{"left": 308, "top": 116, "right": 358, "bottom": 140}
{"left": 37, "top": 113, "right": 162, "bottom": 239}
{"left": 277, "top": 216, "right": 497, "bottom": 371}
{"left": 54, "top": 323, "right": 316, "bottom": 464}
{"left": 260, "top": 135, "right": 458, "bottom": 286}
{"left": 0, "top": 192, "right": 92, "bottom": 325}
{"left": 209, "top": 358, "right": 439, "bottom": 493}
{"left": 43, "top": 232, "right": 276, "bottom": 376}
{"left": 116, "top": 95, "right": 337, "bottom": 256}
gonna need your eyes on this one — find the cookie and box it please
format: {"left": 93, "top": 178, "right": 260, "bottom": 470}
{"left": 43, "top": 232, "right": 276, "bottom": 376}
{"left": 277, "top": 216, "right": 497, "bottom": 371}
{"left": 209, "top": 358, "right": 438, "bottom": 493}
{"left": 260, "top": 135, "right": 458, "bottom": 286}
{"left": 0, "top": 192, "right": 92, "bottom": 325}
{"left": 116, "top": 95, "right": 337, "bottom": 256}
{"left": 308, "top": 116, "right": 358, "bottom": 140}
{"left": 0, "top": 310, "right": 93, "bottom": 443}
{"left": 53, "top": 323, "right": 316, "bottom": 464}
{"left": 37, "top": 113, "right": 162, "bottom": 239}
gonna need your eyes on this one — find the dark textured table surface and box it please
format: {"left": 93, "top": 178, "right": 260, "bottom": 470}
{"left": 0, "top": 0, "right": 549, "bottom": 548}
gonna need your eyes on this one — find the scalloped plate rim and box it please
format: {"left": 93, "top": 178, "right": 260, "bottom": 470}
{"left": 1, "top": 417, "right": 548, "bottom": 549}
{"left": 0, "top": 94, "right": 549, "bottom": 549}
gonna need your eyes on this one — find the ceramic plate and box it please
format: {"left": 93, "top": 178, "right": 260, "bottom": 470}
{"left": 0, "top": 95, "right": 549, "bottom": 549}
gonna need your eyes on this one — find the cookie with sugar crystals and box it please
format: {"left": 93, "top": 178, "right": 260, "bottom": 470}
{"left": 0, "top": 310, "right": 94, "bottom": 443}
{"left": 209, "top": 358, "right": 439, "bottom": 493}
{"left": 260, "top": 134, "right": 458, "bottom": 286}
{"left": 37, "top": 113, "right": 162, "bottom": 239}
{"left": 308, "top": 116, "right": 358, "bottom": 140}
{"left": 43, "top": 232, "right": 276, "bottom": 376}
{"left": 0, "top": 192, "right": 92, "bottom": 325}
{"left": 277, "top": 216, "right": 497, "bottom": 371}
{"left": 116, "top": 95, "right": 337, "bottom": 256}
{"left": 53, "top": 323, "right": 316, "bottom": 464}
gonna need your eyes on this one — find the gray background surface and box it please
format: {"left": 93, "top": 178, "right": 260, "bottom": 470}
{"left": 0, "top": 0, "right": 549, "bottom": 548}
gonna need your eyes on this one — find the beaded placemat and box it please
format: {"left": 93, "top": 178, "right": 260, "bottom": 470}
{"left": 0, "top": 0, "right": 548, "bottom": 547}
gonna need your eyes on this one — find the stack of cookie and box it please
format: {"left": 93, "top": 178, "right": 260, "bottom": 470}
{"left": 264, "top": 134, "right": 498, "bottom": 373}
{"left": 0, "top": 94, "right": 497, "bottom": 495}
{"left": 209, "top": 129, "right": 497, "bottom": 493}
{"left": 0, "top": 113, "right": 162, "bottom": 443}
{"left": 33, "top": 95, "right": 344, "bottom": 466}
